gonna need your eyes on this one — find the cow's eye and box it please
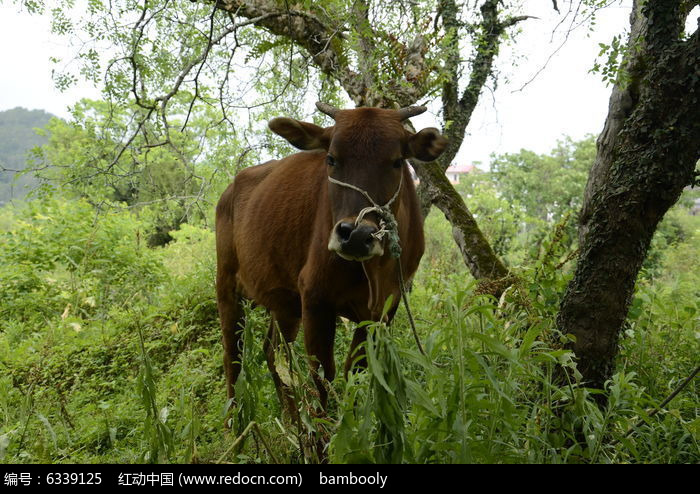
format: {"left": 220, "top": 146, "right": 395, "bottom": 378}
{"left": 326, "top": 155, "right": 336, "bottom": 167}
{"left": 393, "top": 159, "right": 404, "bottom": 169}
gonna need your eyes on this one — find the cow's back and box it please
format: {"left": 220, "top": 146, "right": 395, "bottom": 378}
{"left": 217, "top": 150, "right": 327, "bottom": 312}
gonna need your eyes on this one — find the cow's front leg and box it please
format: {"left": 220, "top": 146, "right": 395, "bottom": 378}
{"left": 344, "top": 326, "right": 368, "bottom": 377}
{"left": 344, "top": 302, "right": 399, "bottom": 377}
{"left": 301, "top": 299, "right": 336, "bottom": 409}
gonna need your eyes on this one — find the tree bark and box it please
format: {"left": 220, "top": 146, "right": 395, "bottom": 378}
{"left": 416, "top": 159, "right": 510, "bottom": 280}
{"left": 411, "top": 0, "right": 529, "bottom": 285}
{"left": 431, "top": 0, "right": 532, "bottom": 185}
{"left": 557, "top": 1, "right": 700, "bottom": 389}
{"left": 415, "top": 0, "right": 530, "bottom": 285}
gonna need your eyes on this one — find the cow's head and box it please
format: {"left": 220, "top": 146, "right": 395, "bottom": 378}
{"left": 269, "top": 102, "right": 447, "bottom": 262}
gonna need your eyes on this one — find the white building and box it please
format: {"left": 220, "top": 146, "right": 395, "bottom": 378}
{"left": 446, "top": 163, "right": 476, "bottom": 184}
{"left": 410, "top": 162, "right": 477, "bottom": 185}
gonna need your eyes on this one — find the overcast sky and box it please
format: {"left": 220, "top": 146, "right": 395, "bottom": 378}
{"left": 0, "top": 2, "right": 637, "bottom": 167}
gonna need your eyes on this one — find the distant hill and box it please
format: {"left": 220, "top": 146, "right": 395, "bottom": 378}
{"left": 0, "top": 107, "right": 56, "bottom": 205}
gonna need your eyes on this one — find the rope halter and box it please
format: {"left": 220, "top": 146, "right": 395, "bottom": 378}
{"left": 327, "top": 170, "right": 403, "bottom": 259}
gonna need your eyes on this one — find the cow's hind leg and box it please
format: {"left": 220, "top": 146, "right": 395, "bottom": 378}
{"left": 217, "top": 276, "right": 245, "bottom": 404}
{"left": 264, "top": 312, "right": 300, "bottom": 418}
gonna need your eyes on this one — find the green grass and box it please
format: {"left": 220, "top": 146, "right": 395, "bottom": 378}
{"left": 0, "top": 197, "right": 698, "bottom": 463}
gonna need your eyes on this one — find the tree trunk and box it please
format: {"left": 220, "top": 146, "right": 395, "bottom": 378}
{"left": 557, "top": 1, "right": 700, "bottom": 389}
{"left": 413, "top": 159, "right": 509, "bottom": 281}
{"left": 410, "top": 0, "right": 526, "bottom": 285}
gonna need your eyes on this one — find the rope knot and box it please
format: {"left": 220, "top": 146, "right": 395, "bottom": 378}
{"left": 329, "top": 171, "right": 403, "bottom": 259}
{"left": 355, "top": 205, "right": 402, "bottom": 259}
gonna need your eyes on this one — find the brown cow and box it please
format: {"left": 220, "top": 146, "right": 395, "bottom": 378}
{"left": 215, "top": 103, "right": 447, "bottom": 410}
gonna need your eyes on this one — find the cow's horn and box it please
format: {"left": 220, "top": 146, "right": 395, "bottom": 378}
{"left": 397, "top": 105, "right": 427, "bottom": 120}
{"left": 315, "top": 101, "right": 339, "bottom": 119}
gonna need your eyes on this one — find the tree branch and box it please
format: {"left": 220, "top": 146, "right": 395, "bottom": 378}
{"left": 436, "top": 0, "right": 533, "bottom": 173}
{"left": 213, "top": 0, "right": 363, "bottom": 101}
{"left": 350, "top": 0, "right": 376, "bottom": 105}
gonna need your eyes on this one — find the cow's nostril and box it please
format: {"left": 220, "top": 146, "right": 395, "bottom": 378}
{"left": 337, "top": 222, "right": 354, "bottom": 242}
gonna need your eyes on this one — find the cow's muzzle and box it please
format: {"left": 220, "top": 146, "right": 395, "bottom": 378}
{"left": 328, "top": 220, "right": 384, "bottom": 261}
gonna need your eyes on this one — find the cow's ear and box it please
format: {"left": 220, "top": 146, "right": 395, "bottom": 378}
{"left": 407, "top": 127, "right": 448, "bottom": 162}
{"left": 268, "top": 118, "right": 329, "bottom": 150}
